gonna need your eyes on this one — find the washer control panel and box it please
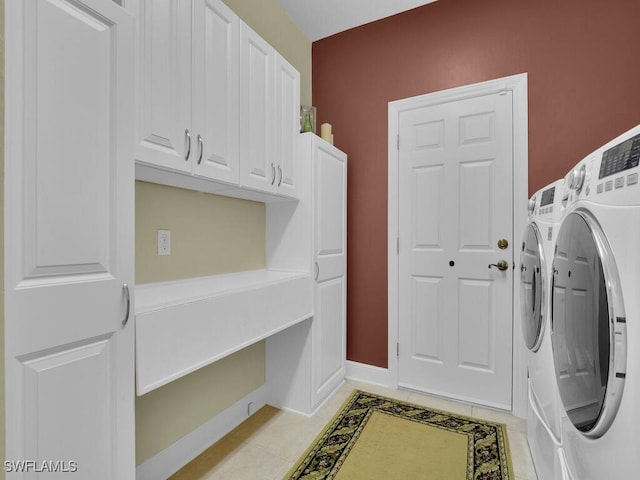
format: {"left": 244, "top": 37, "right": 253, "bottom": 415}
{"left": 567, "top": 125, "right": 640, "bottom": 206}
{"left": 598, "top": 132, "right": 640, "bottom": 179}
{"left": 529, "top": 179, "right": 564, "bottom": 222}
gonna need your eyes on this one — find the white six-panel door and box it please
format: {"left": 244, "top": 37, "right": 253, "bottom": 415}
{"left": 398, "top": 91, "right": 514, "bottom": 409}
{"left": 5, "top": 0, "right": 135, "bottom": 477}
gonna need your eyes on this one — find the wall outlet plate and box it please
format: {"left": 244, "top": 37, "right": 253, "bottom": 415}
{"left": 157, "top": 229, "right": 171, "bottom": 256}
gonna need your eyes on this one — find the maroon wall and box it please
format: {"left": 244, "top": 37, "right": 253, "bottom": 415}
{"left": 312, "top": 0, "right": 640, "bottom": 368}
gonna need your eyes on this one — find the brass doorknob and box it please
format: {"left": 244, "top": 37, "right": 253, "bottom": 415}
{"left": 488, "top": 260, "right": 509, "bottom": 271}
{"left": 497, "top": 239, "right": 509, "bottom": 249}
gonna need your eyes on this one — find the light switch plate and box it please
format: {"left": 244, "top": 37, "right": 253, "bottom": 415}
{"left": 157, "top": 229, "right": 171, "bottom": 256}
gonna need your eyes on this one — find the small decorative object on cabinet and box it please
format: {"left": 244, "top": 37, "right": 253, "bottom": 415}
{"left": 300, "top": 105, "right": 316, "bottom": 133}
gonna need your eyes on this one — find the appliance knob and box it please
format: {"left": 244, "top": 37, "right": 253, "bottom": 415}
{"left": 527, "top": 197, "right": 536, "bottom": 215}
{"left": 568, "top": 169, "right": 577, "bottom": 189}
{"left": 573, "top": 164, "right": 586, "bottom": 194}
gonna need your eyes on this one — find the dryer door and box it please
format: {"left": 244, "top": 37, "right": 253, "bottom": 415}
{"left": 551, "top": 210, "right": 626, "bottom": 437}
{"left": 521, "top": 223, "right": 545, "bottom": 351}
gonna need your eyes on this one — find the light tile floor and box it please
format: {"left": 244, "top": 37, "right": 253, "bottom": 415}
{"left": 170, "top": 380, "right": 538, "bottom": 480}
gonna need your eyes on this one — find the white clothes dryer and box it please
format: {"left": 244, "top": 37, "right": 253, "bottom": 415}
{"left": 520, "top": 179, "right": 565, "bottom": 480}
{"left": 551, "top": 124, "right": 640, "bottom": 479}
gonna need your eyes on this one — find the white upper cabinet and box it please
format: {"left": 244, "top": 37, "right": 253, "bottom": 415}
{"left": 240, "top": 23, "right": 300, "bottom": 198}
{"left": 192, "top": 0, "right": 240, "bottom": 183}
{"left": 133, "top": 0, "right": 300, "bottom": 199}
{"left": 239, "top": 23, "right": 275, "bottom": 192}
{"left": 133, "top": 0, "right": 192, "bottom": 174}
{"left": 133, "top": 0, "right": 240, "bottom": 185}
{"left": 275, "top": 53, "right": 301, "bottom": 198}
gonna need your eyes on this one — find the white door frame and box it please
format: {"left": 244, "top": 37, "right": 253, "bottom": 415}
{"left": 388, "top": 73, "right": 529, "bottom": 417}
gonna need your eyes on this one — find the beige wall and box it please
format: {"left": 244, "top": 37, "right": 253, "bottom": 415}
{"left": 135, "top": 0, "right": 311, "bottom": 467}
{"left": 135, "top": 181, "right": 265, "bottom": 284}
{"left": 135, "top": 342, "right": 265, "bottom": 465}
{"left": 222, "top": 0, "right": 312, "bottom": 105}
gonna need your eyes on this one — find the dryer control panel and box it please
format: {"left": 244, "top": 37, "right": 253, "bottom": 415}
{"left": 599, "top": 132, "right": 640, "bottom": 179}
{"left": 565, "top": 124, "right": 640, "bottom": 206}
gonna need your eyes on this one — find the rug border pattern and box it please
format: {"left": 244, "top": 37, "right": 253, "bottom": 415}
{"left": 284, "top": 390, "right": 514, "bottom": 480}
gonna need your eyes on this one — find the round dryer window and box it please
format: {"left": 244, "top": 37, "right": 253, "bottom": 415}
{"left": 551, "top": 210, "right": 626, "bottom": 437}
{"left": 520, "top": 223, "right": 545, "bottom": 351}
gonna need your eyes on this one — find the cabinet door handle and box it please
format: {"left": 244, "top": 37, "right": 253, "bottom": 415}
{"left": 271, "top": 163, "right": 276, "bottom": 185}
{"left": 184, "top": 129, "right": 191, "bottom": 161}
{"left": 277, "top": 165, "right": 283, "bottom": 186}
{"left": 197, "top": 134, "right": 203, "bottom": 165}
{"left": 122, "top": 283, "right": 131, "bottom": 327}
{"left": 314, "top": 262, "right": 319, "bottom": 281}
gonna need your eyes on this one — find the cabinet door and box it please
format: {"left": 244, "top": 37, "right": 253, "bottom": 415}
{"left": 5, "top": 1, "right": 135, "bottom": 478}
{"left": 313, "top": 140, "right": 347, "bottom": 404}
{"left": 192, "top": 0, "right": 240, "bottom": 184}
{"left": 239, "top": 22, "right": 275, "bottom": 193}
{"left": 133, "top": 0, "right": 192, "bottom": 173}
{"left": 274, "top": 53, "right": 300, "bottom": 198}
{"left": 314, "top": 277, "right": 346, "bottom": 401}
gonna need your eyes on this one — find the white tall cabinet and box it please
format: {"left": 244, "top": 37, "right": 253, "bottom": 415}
{"left": 5, "top": 1, "right": 136, "bottom": 479}
{"left": 4, "top": 0, "right": 346, "bottom": 476}
{"left": 266, "top": 133, "right": 347, "bottom": 414}
{"left": 312, "top": 136, "right": 348, "bottom": 404}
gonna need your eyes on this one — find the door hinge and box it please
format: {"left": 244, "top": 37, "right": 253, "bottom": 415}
{"left": 397, "top": 237, "right": 399, "bottom": 255}
{"left": 397, "top": 342, "right": 400, "bottom": 358}
{"left": 397, "top": 134, "right": 400, "bottom": 150}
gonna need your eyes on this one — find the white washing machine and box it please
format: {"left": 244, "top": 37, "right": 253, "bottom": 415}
{"left": 551, "top": 124, "right": 640, "bottom": 479}
{"left": 520, "top": 179, "right": 565, "bottom": 480}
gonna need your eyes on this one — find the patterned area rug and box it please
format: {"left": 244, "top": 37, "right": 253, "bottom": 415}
{"left": 285, "top": 390, "right": 514, "bottom": 480}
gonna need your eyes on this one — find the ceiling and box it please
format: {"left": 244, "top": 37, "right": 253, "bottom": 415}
{"left": 275, "top": 0, "right": 438, "bottom": 41}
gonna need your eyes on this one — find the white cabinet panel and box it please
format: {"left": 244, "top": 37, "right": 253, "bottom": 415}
{"left": 5, "top": 0, "right": 135, "bottom": 477}
{"left": 133, "top": 0, "right": 299, "bottom": 199}
{"left": 265, "top": 134, "right": 347, "bottom": 415}
{"left": 314, "top": 277, "right": 346, "bottom": 398}
{"left": 240, "top": 25, "right": 300, "bottom": 198}
{"left": 311, "top": 134, "right": 347, "bottom": 407}
{"left": 239, "top": 22, "right": 275, "bottom": 192}
{"left": 192, "top": 0, "right": 240, "bottom": 183}
{"left": 133, "top": 0, "right": 192, "bottom": 173}
{"left": 274, "top": 53, "right": 300, "bottom": 198}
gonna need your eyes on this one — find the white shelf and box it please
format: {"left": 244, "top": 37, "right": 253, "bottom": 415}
{"left": 135, "top": 269, "right": 313, "bottom": 395}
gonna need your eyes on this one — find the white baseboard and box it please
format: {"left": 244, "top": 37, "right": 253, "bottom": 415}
{"left": 345, "top": 361, "right": 395, "bottom": 388}
{"left": 136, "top": 385, "right": 267, "bottom": 480}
